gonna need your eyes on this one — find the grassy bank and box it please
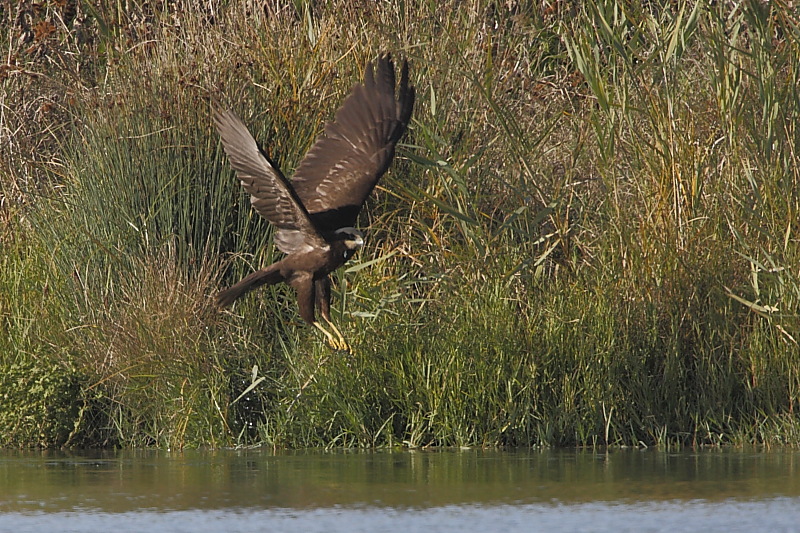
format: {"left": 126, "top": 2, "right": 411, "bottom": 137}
{"left": 1, "top": 0, "right": 799, "bottom": 448}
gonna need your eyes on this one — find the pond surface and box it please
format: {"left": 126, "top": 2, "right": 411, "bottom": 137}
{"left": 1, "top": 448, "right": 799, "bottom": 532}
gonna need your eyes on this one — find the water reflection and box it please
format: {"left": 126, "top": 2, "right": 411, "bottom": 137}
{"left": 1, "top": 448, "right": 799, "bottom": 531}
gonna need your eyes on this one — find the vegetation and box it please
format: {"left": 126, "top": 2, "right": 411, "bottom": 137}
{"left": 1, "top": 0, "right": 799, "bottom": 449}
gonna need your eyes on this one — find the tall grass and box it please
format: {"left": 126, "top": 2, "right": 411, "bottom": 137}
{"left": 1, "top": 0, "right": 798, "bottom": 448}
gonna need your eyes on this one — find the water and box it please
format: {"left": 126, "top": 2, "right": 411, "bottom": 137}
{"left": 1, "top": 448, "right": 799, "bottom": 532}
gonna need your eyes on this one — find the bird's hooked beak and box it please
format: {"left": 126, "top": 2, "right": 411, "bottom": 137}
{"left": 336, "top": 227, "right": 364, "bottom": 250}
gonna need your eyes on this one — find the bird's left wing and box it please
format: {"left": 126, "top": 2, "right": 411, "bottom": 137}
{"left": 290, "top": 54, "right": 415, "bottom": 232}
{"left": 214, "top": 109, "right": 328, "bottom": 254}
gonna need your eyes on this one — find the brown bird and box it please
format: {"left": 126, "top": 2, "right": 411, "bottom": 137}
{"left": 214, "top": 54, "right": 415, "bottom": 352}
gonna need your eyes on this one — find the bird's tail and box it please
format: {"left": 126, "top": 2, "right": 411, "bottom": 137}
{"left": 216, "top": 267, "right": 283, "bottom": 308}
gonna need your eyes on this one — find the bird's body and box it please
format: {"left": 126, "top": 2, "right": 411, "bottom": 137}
{"left": 214, "top": 54, "right": 414, "bottom": 350}
{"left": 216, "top": 228, "right": 361, "bottom": 320}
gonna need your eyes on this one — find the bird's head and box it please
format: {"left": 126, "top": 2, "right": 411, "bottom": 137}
{"left": 335, "top": 227, "right": 365, "bottom": 251}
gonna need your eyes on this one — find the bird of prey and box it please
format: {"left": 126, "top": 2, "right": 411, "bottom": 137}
{"left": 214, "top": 54, "right": 414, "bottom": 352}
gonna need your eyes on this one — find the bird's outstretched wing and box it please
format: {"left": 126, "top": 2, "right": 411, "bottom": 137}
{"left": 214, "top": 109, "right": 328, "bottom": 254}
{"left": 290, "top": 54, "right": 415, "bottom": 232}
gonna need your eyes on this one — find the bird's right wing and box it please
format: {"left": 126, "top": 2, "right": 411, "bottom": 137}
{"left": 214, "top": 109, "right": 328, "bottom": 254}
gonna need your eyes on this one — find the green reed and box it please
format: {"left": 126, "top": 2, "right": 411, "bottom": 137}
{"left": 0, "top": 0, "right": 798, "bottom": 448}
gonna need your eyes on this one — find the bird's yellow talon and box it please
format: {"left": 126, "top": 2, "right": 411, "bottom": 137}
{"left": 314, "top": 321, "right": 352, "bottom": 353}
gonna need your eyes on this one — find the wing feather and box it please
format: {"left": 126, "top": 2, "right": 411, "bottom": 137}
{"left": 214, "top": 109, "right": 328, "bottom": 254}
{"left": 290, "top": 54, "right": 415, "bottom": 232}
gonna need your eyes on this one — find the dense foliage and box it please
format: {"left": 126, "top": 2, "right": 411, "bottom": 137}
{"left": 1, "top": 0, "right": 798, "bottom": 448}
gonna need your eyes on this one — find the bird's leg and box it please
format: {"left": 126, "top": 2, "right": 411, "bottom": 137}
{"left": 313, "top": 276, "right": 351, "bottom": 352}
{"left": 312, "top": 321, "right": 337, "bottom": 348}
{"left": 324, "top": 317, "right": 351, "bottom": 353}
{"left": 313, "top": 320, "right": 351, "bottom": 353}
{"left": 294, "top": 275, "right": 347, "bottom": 352}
